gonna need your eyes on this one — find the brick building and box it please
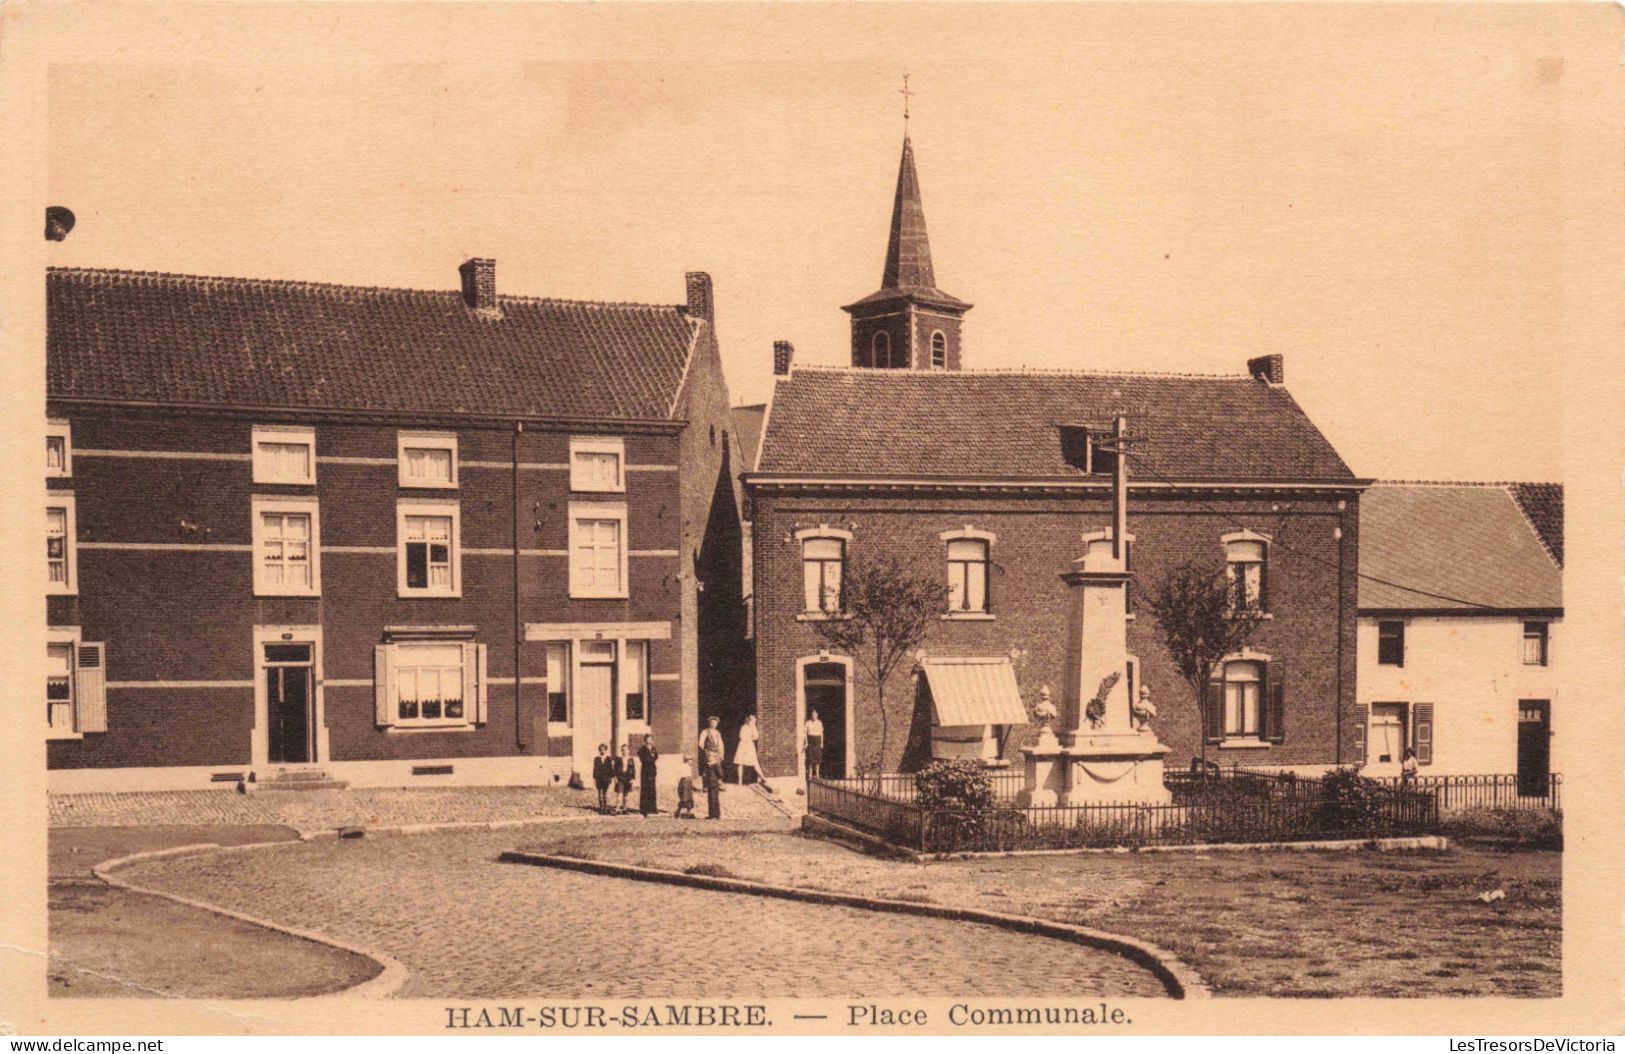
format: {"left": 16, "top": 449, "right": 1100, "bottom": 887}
{"left": 743, "top": 136, "right": 1366, "bottom": 779}
{"left": 45, "top": 259, "right": 743, "bottom": 791}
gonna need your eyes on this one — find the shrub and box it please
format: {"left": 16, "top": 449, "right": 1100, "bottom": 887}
{"left": 1313, "top": 768, "right": 1401, "bottom": 835}
{"left": 914, "top": 759, "right": 997, "bottom": 811}
{"left": 914, "top": 760, "right": 998, "bottom": 851}
{"left": 1445, "top": 807, "right": 1563, "bottom": 850}
{"left": 683, "top": 863, "right": 739, "bottom": 879}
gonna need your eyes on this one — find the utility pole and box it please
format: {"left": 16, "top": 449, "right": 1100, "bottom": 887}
{"left": 1112, "top": 415, "right": 1129, "bottom": 562}
{"left": 1091, "top": 415, "right": 1146, "bottom": 563}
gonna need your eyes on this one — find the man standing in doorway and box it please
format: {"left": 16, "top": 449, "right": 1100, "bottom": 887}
{"left": 699, "top": 715, "right": 725, "bottom": 820}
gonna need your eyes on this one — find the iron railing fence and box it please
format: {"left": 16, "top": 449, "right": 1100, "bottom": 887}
{"left": 805, "top": 775, "right": 924, "bottom": 850}
{"left": 1174, "top": 766, "right": 1562, "bottom": 814}
{"left": 919, "top": 792, "right": 1439, "bottom": 853}
{"left": 1365, "top": 772, "right": 1561, "bottom": 813}
{"left": 808, "top": 774, "right": 1440, "bottom": 854}
{"left": 1165, "top": 767, "right": 1327, "bottom": 804}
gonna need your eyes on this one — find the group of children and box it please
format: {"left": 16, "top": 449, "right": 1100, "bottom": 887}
{"left": 591, "top": 741, "right": 702, "bottom": 818}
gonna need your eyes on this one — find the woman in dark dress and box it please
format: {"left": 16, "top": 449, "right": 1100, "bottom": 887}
{"left": 637, "top": 734, "right": 659, "bottom": 816}
{"left": 591, "top": 743, "right": 615, "bottom": 814}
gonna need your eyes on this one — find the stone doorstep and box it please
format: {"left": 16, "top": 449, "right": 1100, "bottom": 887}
{"left": 252, "top": 768, "right": 351, "bottom": 792}
{"left": 254, "top": 780, "right": 352, "bottom": 792}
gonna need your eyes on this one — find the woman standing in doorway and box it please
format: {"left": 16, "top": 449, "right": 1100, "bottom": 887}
{"left": 637, "top": 734, "right": 659, "bottom": 816}
{"left": 804, "top": 710, "right": 824, "bottom": 780}
{"left": 733, "top": 714, "right": 762, "bottom": 785}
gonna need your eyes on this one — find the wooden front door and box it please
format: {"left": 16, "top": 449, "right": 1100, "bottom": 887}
{"left": 265, "top": 643, "right": 314, "bottom": 764}
{"left": 1517, "top": 700, "right": 1551, "bottom": 798}
{"left": 572, "top": 658, "right": 615, "bottom": 778}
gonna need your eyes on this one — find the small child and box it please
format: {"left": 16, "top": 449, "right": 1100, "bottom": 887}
{"left": 616, "top": 742, "right": 637, "bottom": 813}
{"left": 675, "top": 758, "right": 697, "bottom": 819}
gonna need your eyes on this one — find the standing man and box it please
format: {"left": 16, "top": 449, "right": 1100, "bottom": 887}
{"left": 699, "top": 715, "right": 726, "bottom": 820}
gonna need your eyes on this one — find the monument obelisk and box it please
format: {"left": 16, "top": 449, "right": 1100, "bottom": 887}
{"left": 1020, "top": 416, "right": 1173, "bottom": 810}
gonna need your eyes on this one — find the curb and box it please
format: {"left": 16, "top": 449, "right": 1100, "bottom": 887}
{"left": 498, "top": 849, "right": 1208, "bottom": 1000}
{"left": 92, "top": 842, "right": 409, "bottom": 999}
{"left": 802, "top": 815, "right": 1449, "bottom": 859}
{"left": 298, "top": 814, "right": 580, "bottom": 840}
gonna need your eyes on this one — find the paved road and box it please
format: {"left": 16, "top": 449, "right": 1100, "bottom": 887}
{"left": 122, "top": 823, "right": 1166, "bottom": 999}
{"left": 52, "top": 783, "right": 794, "bottom": 832}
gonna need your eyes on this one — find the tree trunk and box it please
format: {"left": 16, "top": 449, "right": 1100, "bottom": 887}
{"left": 1196, "top": 662, "right": 1211, "bottom": 770}
{"left": 873, "top": 642, "right": 888, "bottom": 792}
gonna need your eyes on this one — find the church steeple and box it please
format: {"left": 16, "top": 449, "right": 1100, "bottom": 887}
{"left": 843, "top": 132, "right": 972, "bottom": 371}
{"left": 882, "top": 137, "right": 937, "bottom": 293}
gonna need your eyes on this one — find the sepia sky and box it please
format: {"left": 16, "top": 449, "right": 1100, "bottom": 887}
{"left": 42, "top": 2, "right": 1602, "bottom": 482}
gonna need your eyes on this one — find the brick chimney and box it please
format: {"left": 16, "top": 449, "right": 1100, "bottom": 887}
{"left": 773, "top": 340, "right": 795, "bottom": 376}
{"left": 459, "top": 258, "right": 498, "bottom": 314}
{"left": 1247, "top": 354, "right": 1284, "bottom": 385}
{"left": 684, "top": 272, "right": 714, "bottom": 326}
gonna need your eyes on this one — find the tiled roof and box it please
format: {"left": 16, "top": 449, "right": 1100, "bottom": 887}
{"left": 47, "top": 268, "right": 702, "bottom": 420}
{"left": 728, "top": 403, "right": 766, "bottom": 473}
{"left": 1510, "top": 482, "right": 1564, "bottom": 566}
{"left": 753, "top": 367, "right": 1355, "bottom": 482}
{"left": 1358, "top": 484, "right": 1562, "bottom": 611}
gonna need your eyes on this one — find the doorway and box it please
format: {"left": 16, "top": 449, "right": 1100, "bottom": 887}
{"left": 1368, "top": 703, "right": 1408, "bottom": 773}
{"left": 1517, "top": 700, "right": 1551, "bottom": 798}
{"left": 572, "top": 641, "right": 616, "bottom": 778}
{"left": 803, "top": 661, "right": 848, "bottom": 778}
{"left": 265, "top": 643, "right": 314, "bottom": 765}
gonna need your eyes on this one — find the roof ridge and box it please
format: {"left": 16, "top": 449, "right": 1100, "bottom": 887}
{"left": 1372, "top": 479, "right": 1561, "bottom": 489}
{"left": 46, "top": 266, "right": 686, "bottom": 313}
{"left": 787, "top": 363, "right": 1250, "bottom": 381}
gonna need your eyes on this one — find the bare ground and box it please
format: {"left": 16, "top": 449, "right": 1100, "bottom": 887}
{"left": 48, "top": 825, "right": 379, "bottom": 999}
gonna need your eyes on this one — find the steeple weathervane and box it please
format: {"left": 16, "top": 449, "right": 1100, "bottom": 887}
{"left": 900, "top": 73, "right": 913, "bottom": 131}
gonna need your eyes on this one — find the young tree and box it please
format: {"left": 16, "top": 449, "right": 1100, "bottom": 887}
{"left": 805, "top": 554, "right": 949, "bottom": 783}
{"left": 1144, "top": 560, "right": 1270, "bottom": 767}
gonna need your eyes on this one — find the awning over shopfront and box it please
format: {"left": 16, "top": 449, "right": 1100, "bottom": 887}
{"left": 920, "top": 657, "right": 1029, "bottom": 727}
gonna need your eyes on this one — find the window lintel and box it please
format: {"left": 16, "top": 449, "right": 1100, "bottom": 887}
{"left": 940, "top": 526, "right": 996, "bottom": 544}
{"left": 794, "top": 525, "right": 853, "bottom": 543}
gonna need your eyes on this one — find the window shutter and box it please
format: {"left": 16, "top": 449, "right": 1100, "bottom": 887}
{"left": 1350, "top": 704, "right": 1368, "bottom": 766}
{"left": 1267, "top": 663, "right": 1286, "bottom": 744}
{"left": 1413, "top": 702, "right": 1434, "bottom": 766}
{"left": 76, "top": 642, "right": 108, "bottom": 734}
{"left": 465, "top": 642, "right": 488, "bottom": 725}
{"left": 1204, "top": 679, "right": 1224, "bottom": 744}
{"left": 1260, "top": 546, "right": 1270, "bottom": 612}
{"left": 374, "top": 644, "right": 394, "bottom": 727}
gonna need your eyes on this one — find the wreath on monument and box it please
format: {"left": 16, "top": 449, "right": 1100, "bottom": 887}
{"left": 1084, "top": 671, "right": 1121, "bottom": 729}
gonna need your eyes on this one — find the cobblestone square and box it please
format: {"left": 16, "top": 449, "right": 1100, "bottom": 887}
{"left": 109, "top": 816, "right": 1167, "bottom": 999}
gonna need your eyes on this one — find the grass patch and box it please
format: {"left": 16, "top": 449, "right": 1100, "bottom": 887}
{"left": 682, "top": 863, "right": 739, "bottom": 879}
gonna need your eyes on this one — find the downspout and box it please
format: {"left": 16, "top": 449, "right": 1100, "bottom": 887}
{"left": 513, "top": 421, "right": 527, "bottom": 753}
{"left": 1334, "top": 512, "right": 1346, "bottom": 767}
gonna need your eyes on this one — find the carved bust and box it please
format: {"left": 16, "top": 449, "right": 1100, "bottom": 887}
{"left": 1131, "top": 684, "right": 1158, "bottom": 731}
{"left": 1032, "top": 685, "right": 1059, "bottom": 729}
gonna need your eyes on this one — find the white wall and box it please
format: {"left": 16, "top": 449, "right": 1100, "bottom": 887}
{"left": 1356, "top": 615, "right": 1561, "bottom": 777}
